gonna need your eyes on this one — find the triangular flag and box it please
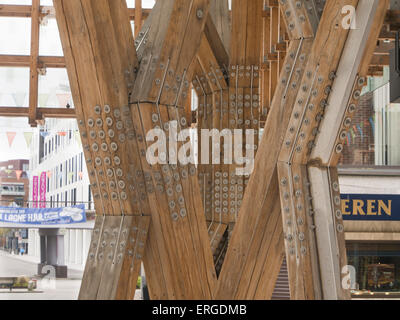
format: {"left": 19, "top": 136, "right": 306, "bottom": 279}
{"left": 47, "top": 171, "right": 53, "bottom": 178}
{"left": 23, "top": 132, "right": 33, "bottom": 148}
{"left": 38, "top": 93, "right": 50, "bottom": 108}
{"left": 56, "top": 93, "right": 71, "bottom": 107}
{"left": 12, "top": 92, "right": 26, "bottom": 106}
{"left": 78, "top": 172, "right": 84, "bottom": 179}
{"left": 15, "top": 170, "right": 23, "bottom": 180}
{"left": 58, "top": 131, "right": 67, "bottom": 137}
{"left": 6, "top": 132, "right": 17, "bottom": 147}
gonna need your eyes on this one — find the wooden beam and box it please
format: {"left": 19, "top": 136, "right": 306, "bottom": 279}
{"left": 0, "top": 55, "right": 66, "bottom": 68}
{"left": 191, "top": 6, "right": 230, "bottom": 268}
{"left": 134, "top": 0, "right": 142, "bottom": 37}
{"left": 209, "top": 0, "right": 230, "bottom": 54}
{"left": 129, "top": 0, "right": 217, "bottom": 299}
{"left": 307, "top": 7, "right": 389, "bottom": 301}
{"left": 0, "top": 5, "right": 33, "bottom": 17}
{"left": 216, "top": 0, "right": 357, "bottom": 300}
{"left": 0, "top": 4, "right": 56, "bottom": 18}
{"left": 54, "top": 0, "right": 151, "bottom": 300}
{"left": 28, "top": 0, "right": 40, "bottom": 127}
{"left": 276, "top": 0, "right": 387, "bottom": 299}
{"left": 0, "top": 107, "right": 75, "bottom": 118}
{"left": 0, "top": 4, "right": 150, "bottom": 19}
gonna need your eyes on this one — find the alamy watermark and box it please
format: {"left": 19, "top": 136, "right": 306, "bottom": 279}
{"left": 342, "top": 5, "right": 357, "bottom": 30}
{"left": 342, "top": 265, "right": 357, "bottom": 290}
{"left": 146, "top": 120, "right": 256, "bottom": 176}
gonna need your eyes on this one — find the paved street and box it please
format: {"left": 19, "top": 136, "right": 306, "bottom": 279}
{"left": 0, "top": 252, "right": 37, "bottom": 278}
{"left": 0, "top": 250, "right": 83, "bottom": 300}
{"left": 0, "top": 250, "right": 84, "bottom": 279}
{"left": 0, "top": 280, "right": 82, "bottom": 300}
{"left": 0, "top": 251, "right": 142, "bottom": 300}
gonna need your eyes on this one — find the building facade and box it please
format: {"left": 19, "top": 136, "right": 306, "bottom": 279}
{"left": 27, "top": 118, "right": 93, "bottom": 269}
{"left": 337, "top": 66, "right": 400, "bottom": 296}
{"left": 0, "top": 159, "right": 29, "bottom": 207}
{"left": 0, "top": 159, "right": 30, "bottom": 254}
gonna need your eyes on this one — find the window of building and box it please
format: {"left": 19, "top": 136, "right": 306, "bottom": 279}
{"left": 340, "top": 67, "right": 400, "bottom": 166}
{"left": 347, "top": 242, "right": 400, "bottom": 293}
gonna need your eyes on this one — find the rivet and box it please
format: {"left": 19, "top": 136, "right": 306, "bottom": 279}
{"left": 335, "top": 143, "right": 344, "bottom": 154}
{"left": 196, "top": 9, "right": 204, "bottom": 19}
{"left": 111, "top": 142, "right": 118, "bottom": 151}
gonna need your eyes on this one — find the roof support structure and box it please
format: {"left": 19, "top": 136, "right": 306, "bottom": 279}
{"left": 54, "top": 0, "right": 150, "bottom": 300}
{"left": 50, "top": 0, "right": 391, "bottom": 300}
{"left": 56, "top": 0, "right": 218, "bottom": 300}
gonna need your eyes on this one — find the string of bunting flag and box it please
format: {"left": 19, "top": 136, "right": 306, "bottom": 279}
{"left": 0, "top": 166, "right": 85, "bottom": 182}
{"left": 0, "top": 130, "right": 82, "bottom": 148}
{"left": 0, "top": 92, "right": 73, "bottom": 108}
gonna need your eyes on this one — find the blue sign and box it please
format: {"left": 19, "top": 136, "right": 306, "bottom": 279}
{"left": 0, "top": 205, "right": 86, "bottom": 225}
{"left": 341, "top": 194, "right": 400, "bottom": 221}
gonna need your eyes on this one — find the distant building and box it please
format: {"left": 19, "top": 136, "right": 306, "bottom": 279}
{"left": 0, "top": 159, "right": 29, "bottom": 207}
{"left": 0, "top": 159, "right": 29, "bottom": 253}
{"left": 27, "top": 118, "right": 93, "bottom": 270}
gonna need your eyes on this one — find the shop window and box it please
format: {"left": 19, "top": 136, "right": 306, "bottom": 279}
{"left": 340, "top": 67, "right": 400, "bottom": 166}
{"left": 347, "top": 242, "right": 400, "bottom": 293}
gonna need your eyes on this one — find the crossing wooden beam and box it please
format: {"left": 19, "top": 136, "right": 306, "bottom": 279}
{"left": 28, "top": 0, "right": 40, "bottom": 127}
{"left": 54, "top": 0, "right": 151, "bottom": 300}
{"left": 190, "top": 1, "right": 230, "bottom": 270}
{"left": 215, "top": 0, "right": 320, "bottom": 300}
{"left": 307, "top": 1, "right": 389, "bottom": 298}
{"left": 216, "top": 0, "right": 370, "bottom": 300}
{"left": 128, "top": 0, "right": 218, "bottom": 299}
{"left": 50, "top": 0, "right": 392, "bottom": 301}
{"left": 209, "top": 0, "right": 230, "bottom": 54}
{"left": 0, "top": 107, "right": 75, "bottom": 118}
{"left": 277, "top": 0, "right": 388, "bottom": 299}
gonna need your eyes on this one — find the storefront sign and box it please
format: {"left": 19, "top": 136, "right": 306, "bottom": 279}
{"left": 341, "top": 194, "right": 400, "bottom": 221}
{"left": 0, "top": 204, "right": 86, "bottom": 225}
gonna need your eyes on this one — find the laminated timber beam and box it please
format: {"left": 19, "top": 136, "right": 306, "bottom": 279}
{"left": 208, "top": 0, "right": 231, "bottom": 54}
{"left": 216, "top": 0, "right": 375, "bottom": 300}
{"left": 306, "top": 0, "right": 389, "bottom": 299}
{"left": 128, "top": 0, "right": 217, "bottom": 300}
{"left": 190, "top": 1, "right": 230, "bottom": 266}
{"left": 54, "top": 0, "right": 151, "bottom": 300}
{"left": 28, "top": 0, "right": 40, "bottom": 127}
{"left": 56, "top": 0, "right": 217, "bottom": 300}
{"left": 193, "top": 31, "right": 229, "bottom": 255}
{"left": 215, "top": 0, "right": 321, "bottom": 300}
{"left": 277, "top": 0, "right": 388, "bottom": 299}
{"left": 225, "top": 0, "right": 264, "bottom": 228}
{"left": 194, "top": 0, "right": 266, "bottom": 276}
